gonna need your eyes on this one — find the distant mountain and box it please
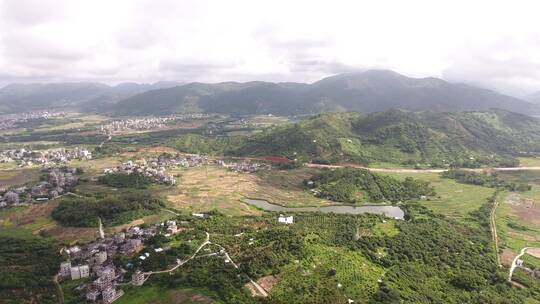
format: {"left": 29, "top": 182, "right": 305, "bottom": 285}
{"left": 525, "top": 91, "right": 540, "bottom": 104}
{"left": 0, "top": 81, "right": 182, "bottom": 113}
{"left": 111, "top": 70, "right": 539, "bottom": 116}
{"left": 167, "top": 109, "right": 540, "bottom": 167}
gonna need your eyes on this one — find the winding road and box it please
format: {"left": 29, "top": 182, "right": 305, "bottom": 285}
{"left": 141, "top": 232, "right": 268, "bottom": 296}
{"left": 508, "top": 247, "right": 531, "bottom": 282}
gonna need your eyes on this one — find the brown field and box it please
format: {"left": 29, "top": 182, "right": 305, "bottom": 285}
{"left": 501, "top": 248, "right": 517, "bottom": 266}
{"left": 165, "top": 166, "right": 329, "bottom": 216}
{"left": 505, "top": 193, "right": 540, "bottom": 226}
{"left": 0, "top": 168, "right": 41, "bottom": 188}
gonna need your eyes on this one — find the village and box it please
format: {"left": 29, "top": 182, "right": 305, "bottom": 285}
{"left": 101, "top": 153, "right": 268, "bottom": 186}
{"left": 0, "top": 167, "right": 80, "bottom": 207}
{"left": 56, "top": 211, "right": 297, "bottom": 304}
{"left": 98, "top": 114, "right": 212, "bottom": 135}
{"left": 0, "top": 147, "right": 92, "bottom": 167}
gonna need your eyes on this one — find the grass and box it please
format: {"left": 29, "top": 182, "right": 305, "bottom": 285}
{"left": 523, "top": 253, "right": 540, "bottom": 269}
{"left": 372, "top": 220, "right": 399, "bottom": 237}
{"left": 382, "top": 172, "right": 495, "bottom": 224}
{"left": 517, "top": 157, "right": 540, "bottom": 167}
{"left": 496, "top": 191, "right": 540, "bottom": 253}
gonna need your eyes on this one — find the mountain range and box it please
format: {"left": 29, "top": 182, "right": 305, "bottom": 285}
{"left": 1, "top": 70, "right": 538, "bottom": 115}
{"left": 0, "top": 81, "right": 181, "bottom": 113}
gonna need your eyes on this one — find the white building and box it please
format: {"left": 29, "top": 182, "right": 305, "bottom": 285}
{"left": 59, "top": 261, "right": 71, "bottom": 277}
{"left": 278, "top": 215, "right": 294, "bottom": 224}
{"left": 70, "top": 265, "right": 90, "bottom": 280}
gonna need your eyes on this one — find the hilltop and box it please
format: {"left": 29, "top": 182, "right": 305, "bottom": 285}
{"left": 111, "top": 70, "right": 538, "bottom": 115}
{"left": 1, "top": 70, "right": 537, "bottom": 115}
{"left": 167, "top": 109, "right": 540, "bottom": 167}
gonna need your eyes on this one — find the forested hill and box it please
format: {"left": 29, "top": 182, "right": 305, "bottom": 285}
{"left": 167, "top": 109, "right": 540, "bottom": 167}
{"left": 110, "top": 70, "right": 538, "bottom": 115}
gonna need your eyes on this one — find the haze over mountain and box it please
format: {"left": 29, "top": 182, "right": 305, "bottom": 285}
{"left": 0, "top": 70, "right": 538, "bottom": 116}
{"left": 525, "top": 91, "right": 540, "bottom": 104}
{"left": 110, "top": 70, "right": 539, "bottom": 116}
{"left": 0, "top": 81, "right": 182, "bottom": 113}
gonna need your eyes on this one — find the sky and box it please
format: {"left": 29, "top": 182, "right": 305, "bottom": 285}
{"left": 1, "top": 0, "right": 540, "bottom": 96}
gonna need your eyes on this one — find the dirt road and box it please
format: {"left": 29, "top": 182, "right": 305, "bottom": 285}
{"left": 490, "top": 200, "right": 501, "bottom": 267}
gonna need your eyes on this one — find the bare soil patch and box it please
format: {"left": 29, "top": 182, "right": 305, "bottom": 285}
{"left": 257, "top": 275, "right": 277, "bottom": 293}
{"left": 501, "top": 248, "right": 517, "bottom": 266}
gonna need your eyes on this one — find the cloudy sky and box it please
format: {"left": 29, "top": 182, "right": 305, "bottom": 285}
{"left": 1, "top": 0, "right": 540, "bottom": 95}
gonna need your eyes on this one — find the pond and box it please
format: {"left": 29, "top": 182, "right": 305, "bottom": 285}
{"left": 243, "top": 198, "right": 404, "bottom": 219}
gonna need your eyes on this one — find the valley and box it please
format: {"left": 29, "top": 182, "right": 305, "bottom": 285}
{"left": 1, "top": 110, "right": 540, "bottom": 304}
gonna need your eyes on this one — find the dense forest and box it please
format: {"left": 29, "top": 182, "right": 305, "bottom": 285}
{"left": 0, "top": 236, "right": 61, "bottom": 304}
{"left": 51, "top": 191, "right": 165, "bottom": 227}
{"left": 305, "top": 168, "right": 435, "bottom": 203}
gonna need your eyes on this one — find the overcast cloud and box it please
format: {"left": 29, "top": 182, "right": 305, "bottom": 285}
{"left": 0, "top": 0, "right": 540, "bottom": 95}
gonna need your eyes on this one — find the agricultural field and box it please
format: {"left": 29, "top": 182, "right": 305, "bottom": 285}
{"left": 165, "top": 166, "right": 331, "bottom": 216}
{"left": 0, "top": 168, "right": 41, "bottom": 188}
{"left": 34, "top": 113, "right": 109, "bottom": 131}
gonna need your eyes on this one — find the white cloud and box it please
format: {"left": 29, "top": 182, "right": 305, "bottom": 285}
{"left": 0, "top": 0, "right": 539, "bottom": 94}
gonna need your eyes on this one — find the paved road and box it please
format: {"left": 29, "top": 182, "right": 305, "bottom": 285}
{"left": 509, "top": 247, "right": 532, "bottom": 281}
{"left": 306, "top": 163, "right": 540, "bottom": 173}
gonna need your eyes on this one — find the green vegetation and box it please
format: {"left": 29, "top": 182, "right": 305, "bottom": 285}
{"left": 305, "top": 168, "right": 434, "bottom": 203}
{"left": 0, "top": 235, "right": 61, "bottom": 304}
{"left": 356, "top": 205, "right": 529, "bottom": 303}
{"left": 51, "top": 191, "right": 165, "bottom": 227}
{"left": 442, "top": 169, "right": 531, "bottom": 191}
{"left": 165, "top": 109, "right": 540, "bottom": 168}
{"left": 98, "top": 172, "right": 155, "bottom": 189}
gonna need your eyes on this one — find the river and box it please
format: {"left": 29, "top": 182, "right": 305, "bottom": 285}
{"left": 243, "top": 198, "right": 404, "bottom": 219}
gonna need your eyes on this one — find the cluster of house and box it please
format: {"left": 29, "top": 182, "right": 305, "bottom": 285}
{"left": 102, "top": 154, "right": 218, "bottom": 186}
{"left": 0, "top": 111, "right": 65, "bottom": 130}
{"left": 0, "top": 147, "right": 92, "bottom": 167}
{"left": 99, "top": 116, "right": 176, "bottom": 135}
{"left": 103, "top": 159, "right": 177, "bottom": 186}
{"left": 58, "top": 219, "right": 184, "bottom": 303}
{"left": 145, "top": 154, "right": 210, "bottom": 169}
{"left": 98, "top": 114, "right": 213, "bottom": 135}
{"left": 218, "top": 160, "right": 267, "bottom": 173}
{"left": 0, "top": 167, "right": 79, "bottom": 207}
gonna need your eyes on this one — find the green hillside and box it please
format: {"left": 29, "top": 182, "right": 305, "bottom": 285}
{"left": 166, "top": 109, "right": 540, "bottom": 168}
